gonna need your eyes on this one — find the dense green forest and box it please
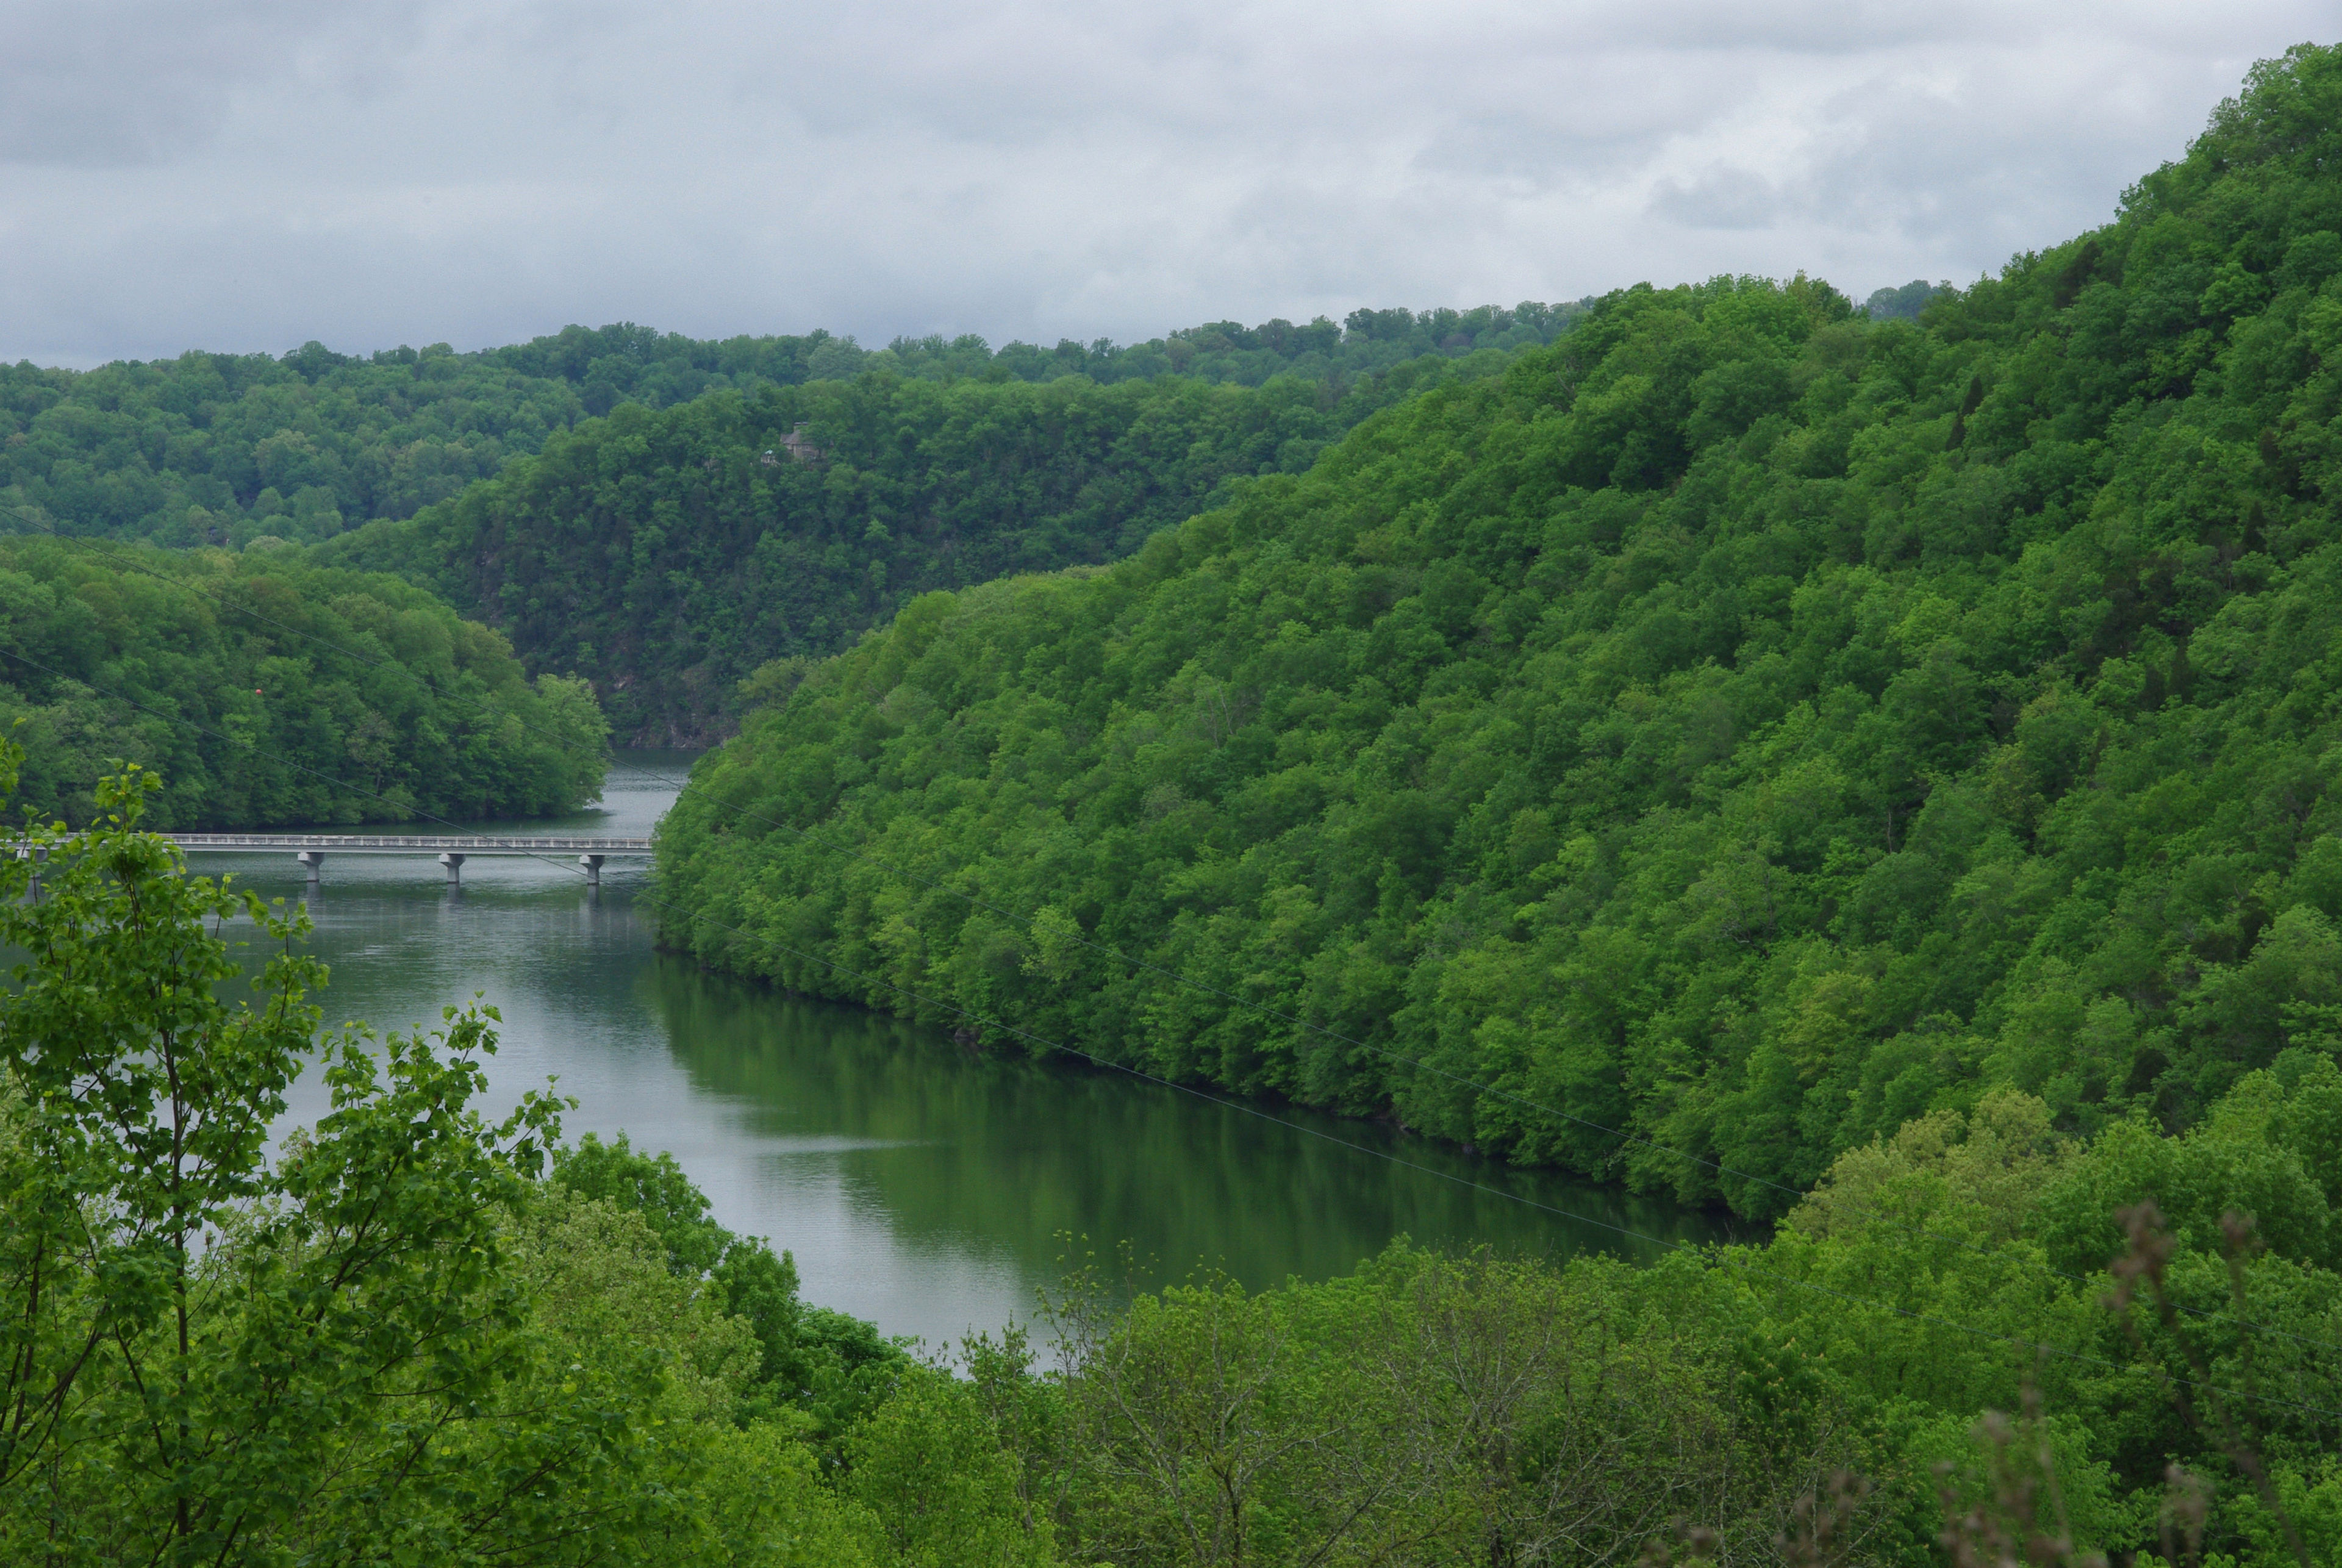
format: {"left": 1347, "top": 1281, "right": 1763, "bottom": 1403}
{"left": 0, "top": 539, "right": 606, "bottom": 826}
{"left": 313, "top": 353, "right": 1533, "bottom": 742}
{"left": 657, "top": 45, "right": 2342, "bottom": 1231}
{"left": 18, "top": 29, "right": 2342, "bottom": 1568}
{"left": 1862, "top": 281, "right": 1948, "bottom": 322}
{"left": 851, "top": 299, "right": 1589, "bottom": 388}
{"left": 0, "top": 304, "right": 1582, "bottom": 552}
{"left": 5, "top": 767, "right": 2333, "bottom": 1563}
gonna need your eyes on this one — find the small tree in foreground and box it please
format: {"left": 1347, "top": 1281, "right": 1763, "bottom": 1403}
{"left": 0, "top": 753, "right": 623, "bottom": 1562}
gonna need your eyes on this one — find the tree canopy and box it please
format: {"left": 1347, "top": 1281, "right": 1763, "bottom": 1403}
{"left": 655, "top": 43, "right": 2342, "bottom": 1222}
{"left": 0, "top": 758, "right": 903, "bottom": 1563}
{"left": 0, "top": 304, "right": 1585, "bottom": 554}
{"left": 1861, "top": 280, "right": 1947, "bottom": 321}
{"left": 0, "top": 538, "right": 606, "bottom": 826}
{"left": 10, "top": 754, "right": 2338, "bottom": 1564}
{"left": 15, "top": 36, "right": 2342, "bottom": 1568}
{"left": 314, "top": 353, "right": 1539, "bottom": 743}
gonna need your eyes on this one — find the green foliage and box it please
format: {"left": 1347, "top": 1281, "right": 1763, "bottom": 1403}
{"left": 657, "top": 42, "right": 2342, "bottom": 1221}
{"left": 870, "top": 299, "right": 1589, "bottom": 389}
{"left": 1011, "top": 1064, "right": 2342, "bottom": 1565}
{"left": 550, "top": 1131, "right": 913, "bottom": 1446}
{"left": 5, "top": 299, "right": 1588, "bottom": 745}
{"left": 1863, "top": 280, "right": 1947, "bottom": 321}
{"left": 0, "top": 754, "right": 909, "bottom": 1564}
{"left": 0, "top": 341, "right": 588, "bottom": 549}
{"left": 485, "top": 305, "right": 1586, "bottom": 415}
{"left": 0, "top": 306, "right": 1581, "bottom": 556}
{"left": 555, "top": 1131, "right": 736, "bottom": 1275}
{"left": 681, "top": 1421, "right": 886, "bottom": 1568}
{"left": 1780, "top": 1061, "right": 2342, "bottom": 1565}
{"left": 7, "top": 751, "right": 2336, "bottom": 1564}
{"left": 315, "top": 348, "right": 1552, "bottom": 743}
{"left": 0, "top": 755, "right": 589, "bottom": 1558}
{"left": 1042, "top": 1248, "right": 1841, "bottom": 1566}
{"left": 0, "top": 535, "right": 606, "bottom": 826}
{"left": 26, "top": 38, "right": 2342, "bottom": 1568}
{"left": 847, "top": 1369, "right": 1056, "bottom": 1567}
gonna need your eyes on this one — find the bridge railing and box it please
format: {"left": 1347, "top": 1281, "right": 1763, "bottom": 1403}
{"left": 166, "top": 834, "right": 653, "bottom": 852}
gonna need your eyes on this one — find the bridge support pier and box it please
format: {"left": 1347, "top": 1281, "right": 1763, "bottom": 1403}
{"left": 295, "top": 851, "right": 324, "bottom": 886}
{"left": 439, "top": 852, "right": 465, "bottom": 886}
{"left": 578, "top": 853, "right": 605, "bottom": 889}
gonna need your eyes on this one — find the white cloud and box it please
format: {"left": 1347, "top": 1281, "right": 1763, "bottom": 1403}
{"left": 0, "top": 1, "right": 2327, "bottom": 363}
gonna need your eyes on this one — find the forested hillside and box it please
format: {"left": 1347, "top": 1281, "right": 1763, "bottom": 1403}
{"left": 856, "top": 299, "right": 1586, "bottom": 387}
{"left": 658, "top": 45, "right": 2342, "bottom": 1220}
{"left": 315, "top": 352, "right": 1527, "bottom": 742}
{"left": 0, "top": 540, "right": 606, "bottom": 827}
{"left": 0, "top": 343, "right": 579, "bottom": 548}
{"left": 20, "top": 771, "right": 2341, "bottom": 1562}
{"left": 0, "top": 304, "right": 1580, "bottom": 551}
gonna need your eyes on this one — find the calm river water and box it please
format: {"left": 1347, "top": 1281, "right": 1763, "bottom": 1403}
{"left": 229, "top": 754, "right": 1730, "bottom": 1351}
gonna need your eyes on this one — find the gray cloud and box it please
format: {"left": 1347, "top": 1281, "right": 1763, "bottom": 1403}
{"left": 0, "top": 3, "right": 429, "bottom": 167}
{"left": 0, "top": 1, "right": 2327, "bottom": 364}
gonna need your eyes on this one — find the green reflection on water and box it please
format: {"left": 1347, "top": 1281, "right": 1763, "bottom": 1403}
{"left": 643, "top": 962, "right": 1737, "bottom": 1305}
{"left": 213, "top": 753, "right": 1735, "bottom": 1348}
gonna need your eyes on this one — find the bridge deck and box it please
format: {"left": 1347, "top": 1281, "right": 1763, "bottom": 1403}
{"left": 168, "top": 834, "right": 652, "bottom": 854}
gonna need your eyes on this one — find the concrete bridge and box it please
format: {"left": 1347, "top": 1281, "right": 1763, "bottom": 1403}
{"left": 167, "top": 833, "right": 654, "bottom": 887}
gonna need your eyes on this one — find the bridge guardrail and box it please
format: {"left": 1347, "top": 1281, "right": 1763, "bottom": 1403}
{"left": 166, "top": 834, "right": 653, "bottom": 852}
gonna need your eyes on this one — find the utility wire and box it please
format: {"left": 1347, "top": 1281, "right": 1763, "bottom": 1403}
{"left": 2, "top": 640, "right": 2338, "bottom": 1432}
{"left": 2, "top": 503, "right": 2335, "bottom": 1361}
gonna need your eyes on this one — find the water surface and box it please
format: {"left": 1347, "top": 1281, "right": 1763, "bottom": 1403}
{"left": 224, "top": 754, "right": 1730, "bottom": 1350}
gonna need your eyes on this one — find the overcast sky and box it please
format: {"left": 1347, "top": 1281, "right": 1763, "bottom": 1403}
{"left": 1, "top": 2, "right": 2330, "bottom": 367}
